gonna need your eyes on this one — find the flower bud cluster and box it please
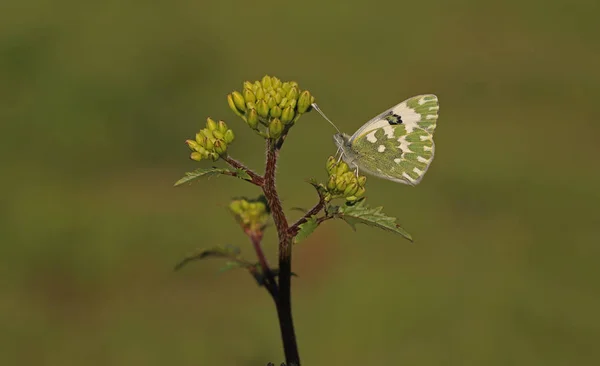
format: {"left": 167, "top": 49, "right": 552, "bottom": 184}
{"left": 324, "top": 156, "right": 367, "bottom": 202}
{"left": 186, "top": 118, "right": 235, "bottom": 162}
{"left": 227, "top": 75, "right": 315, "bottom": 139}
{"left": 229, "top": 197, "right": 270, "bottom": 232}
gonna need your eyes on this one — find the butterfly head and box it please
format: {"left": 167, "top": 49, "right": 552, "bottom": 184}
{"left": 333, "top": 133, "right": 351, "bottom": 149}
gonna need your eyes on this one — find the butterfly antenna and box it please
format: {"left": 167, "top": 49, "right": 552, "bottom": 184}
{"left": 311, "top": 103, "right": 342, "bottom": 134}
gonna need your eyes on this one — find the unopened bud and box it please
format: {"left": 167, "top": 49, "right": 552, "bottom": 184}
{"left": 214, "top": 139, "right": 227, "bottom": 155}
{"left": 190, "top": 152, "right": 203, "bottom": 161}
{"left": 232, "top": 91, "right": 246, "bottom": 113}
{"left": 206, "top": 117, "right": 218, "bottom": 131}
{"left": 243, "top": 89, "right": 256, "bottom": 105}
{"left": 268, "top": 118, "right": 283, "bottom": 139}
{"left": 228, "top": 94, "right": 244, "bottom": 117}
{"left": 224, "top": 129, "right": 235, "bottom": 144}
{"left": 247, "top": 109, "right": 259, "bottom": 129}
{"left": 297, "top": 90, "right": 312, "bottom": 114}
{"left": 261, "top": 75, "right": 272, "bottom": 89}
{"left": 257, "top": 100, "right": 269, "bottom": 119}
{"left": 326, "top": 156, "right": 337, "bottom": 174}
{"left": 327, "top": 174, "right": 337, "bottom": 190}
{"left": 281, "top": 105, "right": 295, "bottom": 124}
{"left": 218, "top": 120, "right": 228, "bottom": 134}
{"left": 270, "top": 105, "right": 282, "bottom": 119}
{"left": 286, "top": 86, "right": 298, "bottom": 101}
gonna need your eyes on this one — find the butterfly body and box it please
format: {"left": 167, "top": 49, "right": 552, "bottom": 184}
{"left": 333, "top": 94, "right": 439, "bottom": 186}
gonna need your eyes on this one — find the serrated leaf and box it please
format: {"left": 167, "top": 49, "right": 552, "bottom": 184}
{"left": 174, "top": 167, "right": 251, "bottom": 186}
{"left": 174, "top": 245, "right": 244, "bottom": 271}
{"left": 334, "top": 200, "right": 413, "bottom": 242}
{"left": 293, "top": 216, "right": 319, "bottom": 244}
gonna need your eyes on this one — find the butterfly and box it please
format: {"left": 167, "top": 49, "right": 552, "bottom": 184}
{"left": 313, "top": 95, "right": 439, "bottom": 186}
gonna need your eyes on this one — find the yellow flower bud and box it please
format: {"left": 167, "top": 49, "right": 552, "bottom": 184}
{"left": 228, "top": 94, "right": 244, "bottom": 117}
{"left": 218, "top": 120, "right": 228, "bottom": 134}
{"left": 190, "top": 152, "right": 203, "bottom": 161}
{"left": 281, "top": 105, "right": 295, "bottom": 124}
{"left": 232, "top": 91, "right": 246, "bottom": 113}
{"left": 270, "top": 105, "right": 282, "bottom": 119}
{"left": 257, "top": 100, "right": 269, "bottom": 119}
{"left": 247, "top": 109, "right": 259, "bottom": 129}
{"left": 206, "top": 117, "right": 218, "bottom": 131}
{"left": 262, "top": 75, "right": 272, "bottom": 89}
{"left": 224, "top": 129, "right": 235, "bottom": 144}
{"left": 243, "top": 89, "right": 256, "bottom": 105}
{"left": 268, "top": 118, "right": 283, "bottom": 139}
{"left": 297, "top": 90, "right": 312, "bottom": 113}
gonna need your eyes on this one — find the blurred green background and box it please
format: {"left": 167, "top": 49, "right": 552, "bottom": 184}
{"left": 2, "top": 0, "right": 599, "bottom": 365}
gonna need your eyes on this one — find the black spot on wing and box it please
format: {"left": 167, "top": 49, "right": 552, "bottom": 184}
{"left": 385, "top": 113, "right": 403, "bottom": 125}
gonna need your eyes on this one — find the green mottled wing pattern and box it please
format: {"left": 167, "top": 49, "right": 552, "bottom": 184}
{"left": 349, "top": 95, "right": 439, "bottom": 185}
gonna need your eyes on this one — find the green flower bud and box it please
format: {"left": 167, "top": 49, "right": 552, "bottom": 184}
{"left": 205, "top": 137, "right": 215, "bottom": 151}
{"left": 297, "top": 90, "right": 312, "bottom": 113}
{"left": 209, "top": 152, "right": 220, "bottom": 161}
{"left": 326, "top": 156, "right": 337, "bottom": 174}
{"left": 326, "top": 174, "right": 337, "bottom": 190}
{"left": 253, "top": 81, "right": 261, "bottom": 92}
{"left": 218, "top": 120, "right": 228, "bottom": 134}
{"left": 345, "top": 196, "right": 358, "bottom": 202}
{"left": 243, "top": 89, "right": 256, "bottom": 105}
{"left": 274, "top": 92, "right": 282, "bottom": 105}
{"left": 270, "top": 105, "right": 282, "bottom": 119}
{"left": 277, "top": 88, "right": 285, "bottom": 97}
{"left": 341, "top": 171, "right": 355, "bottom": 183}
{"left": 229, "top": 200, "right": 243, "bottom": 214}
{"left": 186, "top": 139, "right": 200, "bottom": 151}
{"left": 343, "top": 182, "right": 358, "bottom": 197}
{"left": 247, "top": 109, "right": 259, "bottom": 129}
{"left": 246, "top": 101, "right": 256, "bottom": 111}
{"left": 224, "top": 129, "right": 235, "bottom": 144}
{"left": 271, "top": 77, "right": 282, "bottom": 89}
{"left": 282, "top": 82, "right": 291, "bottom": 93}
{"left": 279, "top": 97, "right": 288, "bottom": 108}
{"left": 200, "top": 128, "right": 213, "bottom": 139}
{"left": 232, "top": 91, "right": 246, "bottom": 113}
{"left": 267, "top": 97, "right": 276, "bottom": 109}
{"left": 286, "top": 86, "right": 298, "bottom": 101}
{"left": 354, "top": 186, "right": 366, "bottom": 198}
{"left": 281, "top": 105, "right": 295, "bottom": 124}
{"left": 336, "top": 161, "right": 349, "bottom": 176}
{"left": 268, "top": 118, "right": 283, "bottom": 139}
{"left": 255, "top": 87, "right": 265, "bottom": 100}
{"left": 289, "top": 99, "right": 297, "bottom": 109}
{"left": 190, "top": 152, "right": 203, "bottom": 161}
{"left": 261, "top": 75, "right": 272, "bottom": 89}
{"left": 228, "top": 94, "right": 244, "bottom": 117}
{"left": 335, "top": 179, "right": 347, "bottom": 192}
{"left": 241, "top": 199, "right": 250, "bottom": 210}
{"left": 243, "top": 81, "right": 253, "bottom": 90}
{"left": 212, "top": 130, "right": 224, "bottom": 140}
{"left": 206, "top": 117, "right": 218, "bottom": 131}
{"left": 257, "top": 100, "right": 269, "bottom": 118}
{"left": 214, "top": 139, "right": 227, "bottom": 155}
{"left": 358, "top": 175, "right": 367, "bottom": 187}
{"left": 289, "top": 81, "right": 299, "bottom": 88}
{"left": 195, "top": 133, "right": 205, "bottom": 146}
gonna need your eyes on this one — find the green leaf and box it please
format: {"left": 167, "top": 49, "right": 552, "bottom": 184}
{"left": 174, "top": 167, "right": 251, "bottom": 186}
{"left": 333, "top": 200, "right": 413, "bottom": 242}
{"left": 293, "top": 215, "right": 319, "bottom": 244}
{"left": 174, "top": 245, "right": 245, "bottom": 271}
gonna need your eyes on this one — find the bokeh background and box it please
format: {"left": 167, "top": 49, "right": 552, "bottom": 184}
{"left": 2, "top": 0, "right": 599, "bottom": 365}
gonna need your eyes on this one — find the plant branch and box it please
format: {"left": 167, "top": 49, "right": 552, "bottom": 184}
{"left": 288, "top": 197, "right": 326, "bottom": 237}
{"left": 262, "top": 138, "right": 300, "bottom": 366}
{"left": 222, "top": 155, "right": 264, "bottom": 186}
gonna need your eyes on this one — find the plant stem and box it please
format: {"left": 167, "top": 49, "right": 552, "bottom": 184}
{"left": 263, "top": 139, "right": 300, "bottom": 366}
{"left": 248, "top": 230, "right": 278, "bottom": 299}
